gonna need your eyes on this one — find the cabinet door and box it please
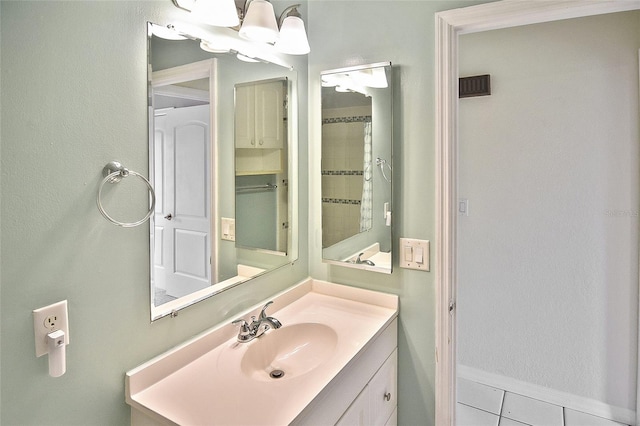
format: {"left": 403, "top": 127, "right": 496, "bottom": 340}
{"left": 384, "top": 408, "right": 397, "bottom": 426}
{"left": 255, "top": 80, "right": 284, "bottom": 148}
{"left": 235, "top": 84, "right": 255, "bottom": 148}
{"left": 369, "top": 349, "right": 397, "bottom": 426}
{"left": 335, "top": 386, "right": 370, "bottom": 426}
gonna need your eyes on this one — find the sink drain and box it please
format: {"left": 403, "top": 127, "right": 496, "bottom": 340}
{"left": 269, "top": 369, "right": 285, "bottom": 379}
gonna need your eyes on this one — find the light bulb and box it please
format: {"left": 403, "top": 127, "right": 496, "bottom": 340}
{"left": 274, "top": 15, "right": 310, "bottom": 55}
{"left": 239, "top": 0, "right": 279, "bottom": 43}
{"left": 191, "top": 0, "right": 240, "bottom": 27}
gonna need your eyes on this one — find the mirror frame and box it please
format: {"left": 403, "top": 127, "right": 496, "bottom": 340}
{"left": 320, "top": 62, "right": 393, "bottom": 274}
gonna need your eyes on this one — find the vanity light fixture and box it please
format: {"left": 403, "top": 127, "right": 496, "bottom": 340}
{"left": 274, "top": 5, "right": 310, "bottom": 55}
{"left": 239, "top": 0, "right": 279, "bottom": 43}
{"left": 191, "top": 0, "right": 240, "bottom": 27}
{"left": 149, "top": 23, "right": 187, "bottom": 40}
{"left": 171, "top": 0, "right": 310, "bottom": 55}
{"left": 236, "top": 52, "right": 260, "bottom": 62}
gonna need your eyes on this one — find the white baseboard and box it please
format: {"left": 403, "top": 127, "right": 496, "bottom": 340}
{"left": 457, "top": 364, "right": 636, "bottom": 426}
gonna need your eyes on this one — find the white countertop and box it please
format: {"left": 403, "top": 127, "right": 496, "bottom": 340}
{"left": 126, "top": 278, "right": 398, "bottom": 425}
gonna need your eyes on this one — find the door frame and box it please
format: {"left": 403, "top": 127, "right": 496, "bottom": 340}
{"left": 434, "top": 1, "right": 640, "bottom": 424}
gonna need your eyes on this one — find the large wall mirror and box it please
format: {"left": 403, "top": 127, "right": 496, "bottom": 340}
{"left": 320, "top": 63, "right": 392, "bottom": 274}
{"left": 148, "top": 23, "right": 298, "bottom": 320}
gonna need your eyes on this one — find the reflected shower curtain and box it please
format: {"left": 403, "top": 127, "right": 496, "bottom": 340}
{"left": 360, "top": 121, "right": 373, "bottom": 231}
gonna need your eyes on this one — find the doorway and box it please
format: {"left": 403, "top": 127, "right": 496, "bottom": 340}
{"left": 434, "top": 2, "right": 640, "bottom": 425}
{"left": 456, "top": 13, "right": 639, "bottom": 425}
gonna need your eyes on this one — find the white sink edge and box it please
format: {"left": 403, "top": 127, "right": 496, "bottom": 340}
{"left": 125, "top": 277, "right": 399, "bottom": 425}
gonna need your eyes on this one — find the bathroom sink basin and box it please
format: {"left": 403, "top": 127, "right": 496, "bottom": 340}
{"left": 126, "top": 279, "right": 398, "bottom": 425}
{"left": 240, "top": 323, "right": 338, "bottom": 381}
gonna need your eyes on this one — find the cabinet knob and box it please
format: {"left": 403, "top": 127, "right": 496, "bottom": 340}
{"left": 251, "top": 139, "right": 255, "bottom": 146}
{"left": 164, "top": 213, "right": 173, "bottom": 220}
{"left": 384, "top": 392, "right": 392, "bottom": 402}
{"left": 259, "top": 139, "right": 264, "bottom": 146}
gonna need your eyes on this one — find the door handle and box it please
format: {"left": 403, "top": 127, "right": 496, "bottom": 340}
{"left": 164, "top": 213, "right": 173, "bottom": 220}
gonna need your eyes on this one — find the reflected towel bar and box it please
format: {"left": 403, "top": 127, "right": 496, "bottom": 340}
{"left": 236, "top": 184, "right": 277, "bottom": 192}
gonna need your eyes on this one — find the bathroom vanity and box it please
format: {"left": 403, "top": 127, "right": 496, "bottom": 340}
{"left": 125, "top": 279, "right": 398, "bottom": 425}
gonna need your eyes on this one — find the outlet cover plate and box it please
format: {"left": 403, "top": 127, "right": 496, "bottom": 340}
{"left": 33, "top": 300, "right": 69, "bottom": 357}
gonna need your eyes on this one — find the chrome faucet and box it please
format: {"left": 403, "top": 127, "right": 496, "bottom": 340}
{"left": 356, "top": 253, "right": 375, "bottom": 266}
{"left": 232, "top": 301, "right": 282, "bottom": 343}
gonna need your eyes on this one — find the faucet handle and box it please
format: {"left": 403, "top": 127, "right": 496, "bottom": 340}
{"left": 259, "top": 301, "right": 274, "bottom": 319}
{"left": 232, "top": 318, "right": 250, "bottom": 331}
{"left": 232, "top": 318, "right": 254, "bottom": 342}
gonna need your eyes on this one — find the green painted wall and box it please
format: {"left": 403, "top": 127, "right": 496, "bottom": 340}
{"left": 306, "top": 1, "right": 490, "bottom": 425}
{"left": 0, "top": 0, "right": 491, "bottom": 425}
{"left": 0, "top": 1, "right": 308, "bottom": 424}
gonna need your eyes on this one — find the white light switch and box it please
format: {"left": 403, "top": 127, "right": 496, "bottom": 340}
{"left": 415, "top": 246, "right": 424, "bottom": 264}
{"left": 399, "top": 238, "right": 430, "bottom": 271}
{"left": 404, "top": 246, "right": 413, "bottom": 262}
{"left": 458, "top": 198, "right": 469, "bottom": 216}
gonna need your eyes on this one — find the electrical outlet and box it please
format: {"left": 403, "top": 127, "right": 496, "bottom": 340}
{"left": 33, "top": 300, "right": 69, "bottom": 357}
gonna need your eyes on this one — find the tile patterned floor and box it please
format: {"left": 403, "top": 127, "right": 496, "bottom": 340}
{"left": 456, "top": 378, "right": 629, "bottom": 426}
{"left": 154, "top": 288, "right": 177, "bottom": 306}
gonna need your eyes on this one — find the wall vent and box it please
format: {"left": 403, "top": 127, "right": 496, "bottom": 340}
{"left": 459, "top": 74, "right": 491, "bottom": 98}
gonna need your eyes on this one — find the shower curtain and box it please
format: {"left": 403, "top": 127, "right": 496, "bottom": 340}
{"left": 360, "top": 121, "right": 373, "bottom": 231}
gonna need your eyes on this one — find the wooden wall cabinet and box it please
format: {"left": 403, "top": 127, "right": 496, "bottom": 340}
{"left": 235, "top": 79, "right": 287, "bottom": 175}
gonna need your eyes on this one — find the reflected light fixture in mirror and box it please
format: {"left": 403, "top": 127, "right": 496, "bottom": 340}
{"left": 171, "top": 0, "right": 310, "bottom": 55}
{"left": 200, "top": 40, "right": 230, "bottom": 54}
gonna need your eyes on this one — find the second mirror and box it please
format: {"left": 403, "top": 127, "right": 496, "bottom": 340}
{"left": 320, "top": 62, "right": 393, "bottom": 273}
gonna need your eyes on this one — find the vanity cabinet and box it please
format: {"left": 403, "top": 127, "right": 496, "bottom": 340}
{"left": 291, "top": 318, "right": 397, "bottom": 426}
{"left": 235, "top": 79, "right": 287, "bottom": 175}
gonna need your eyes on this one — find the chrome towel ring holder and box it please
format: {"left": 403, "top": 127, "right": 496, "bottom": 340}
{"left": 376, "top": 157, "right": 392, "bottom": 183}
{"left": 97, "top": 161, "right": 156, "bottom": 228}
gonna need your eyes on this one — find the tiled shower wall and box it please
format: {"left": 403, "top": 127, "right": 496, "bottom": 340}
{"left": 321, "top": 106, "right": 371, "bottom": 248}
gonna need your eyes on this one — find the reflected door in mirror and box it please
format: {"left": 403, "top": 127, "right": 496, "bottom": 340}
{"left": 154, "top": 105, "right": 211, "bottom": 299}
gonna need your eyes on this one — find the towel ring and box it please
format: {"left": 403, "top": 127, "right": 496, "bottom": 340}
{"left": 97, "top": 161, "right": 156, "bottom": 228}
{"left": 376, "top": 157, "right": 392, "bottom": 183}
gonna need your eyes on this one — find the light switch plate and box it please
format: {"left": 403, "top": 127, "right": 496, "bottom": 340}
{"left": 221, "top": 217, "right": 235, "bottom": 241}
{"left": 399, "top": 238, "right": 430, "bottom": 271}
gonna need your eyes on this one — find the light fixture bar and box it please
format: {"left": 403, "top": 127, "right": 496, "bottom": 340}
{"left": 170, "top": 0, "right": 310, "bottom": 55}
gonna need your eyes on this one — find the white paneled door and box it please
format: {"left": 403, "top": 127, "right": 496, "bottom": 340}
{"left": 154, "top": 105, "right": 211, "bottom": 298}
